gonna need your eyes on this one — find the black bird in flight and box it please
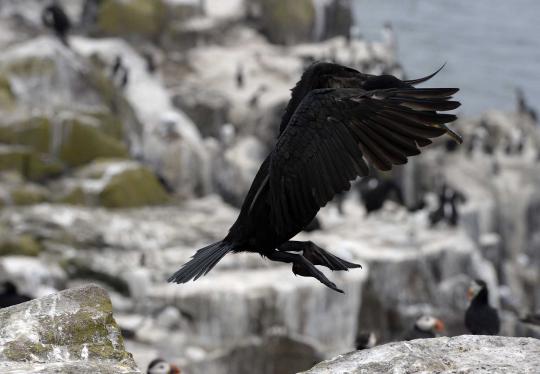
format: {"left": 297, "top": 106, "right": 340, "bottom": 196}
{"left": 169, "top": 62, "right": 461, "bottom": 292}
{"left": 465, "top": 279, "right": 500, "bottom": 335}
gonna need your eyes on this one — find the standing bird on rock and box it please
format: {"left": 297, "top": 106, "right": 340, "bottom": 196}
{"left": 42, "top": 1, "right": 72, "bottom": 47}
{"left": 356, "top": 331, "right": 377, "bottom": 350}
{"left": 0, "top": 281, "right": 32, "bottom": 309}
{"left": 465, "top": 279, "right": 500, "bottom": 335}
{"left": 169, "top": 62, "right": 462, "bottom": 292}
{"left": 147, "top": 358, "right": 180, "bottom": 374}
{"left": 404, "top": 315, "right": 445, "bottom": 340}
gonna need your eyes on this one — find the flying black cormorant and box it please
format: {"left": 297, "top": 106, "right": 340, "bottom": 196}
{"left": 465, "top": 279, "right": 500, "bottom": 335}
{"left": 147, "top": 358, "right": 180, "bottom": 374}
{"left": 0, "top": 281, "right": 32, "bottom": 309}
{"left": 42, "top": 1, "right": 71, "bottom": 46}
{"left": 403, "top": 315, "right": 445, "bottom": 340}
{"left": 169, "top": 62, "right": 461, "bottom": 292}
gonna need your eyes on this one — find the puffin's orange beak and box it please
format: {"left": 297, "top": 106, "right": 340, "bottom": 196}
{"left": 467, "top": 287, "right": 474, "bottom": 300}
{"left": 170, "top": 364, "right": 181, "bottom": 374}
{"left": 434, "top": 319, "right": 445, "bottom": 332}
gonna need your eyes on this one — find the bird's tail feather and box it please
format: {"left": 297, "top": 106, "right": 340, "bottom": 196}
{"left": 168, "top": 241, "right": 234, "bottom": 284}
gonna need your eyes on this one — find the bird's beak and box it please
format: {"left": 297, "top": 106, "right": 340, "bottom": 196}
{"left": 467, "top": 287, "right": 474, "bottom": 300}
{"left": 170, "top": 364, "right": 181, "bottom": 374}
{"left": 434, "top": 319, "right": 445, "bottom": 332}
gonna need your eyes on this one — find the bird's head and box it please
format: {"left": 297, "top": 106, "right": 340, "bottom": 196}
{"left": 147, "top": 358, "right": 180, "bottom": 374}
{"left": 297, "top": 62, "right": 365, "bottom": 92}
{"left": 280, "top": 62, "right": 366, "bottom": 134}
{"left": 467, "top": 279, "right": 487, "bottom": 301}
{"left": 415, "top": 315, "right": 445, "bottom": 333}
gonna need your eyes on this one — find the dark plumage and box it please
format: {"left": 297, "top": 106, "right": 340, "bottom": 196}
{"left": 111, "top": 56, "right": 129, "bottom": 89}
{"left": 358, "top": 176, "right": 404, "bottom": 214}
{"left": 303, "top": 216, "right": 322, "bottom": 232}
{"left": 0, "top": 281, "right": 32, "bottom": 309}
{"left": 42, "top": 2, "right": 71, "bottom": 46}
{"left": 429, "top": 183, "right": 466, "bottom": 227}
{"left": 169, "top": 62, "right": 461, "bottom": 292}
{"left": 403, "top": 315, "right": 445, "bottom": 341}
{"left": 355, "top": 332, "right": 377, "bottom": 350}
{"left": 465, "top": 279, "right": 500, "bottom": 335}
{"left": 520, "top": 312, "right": 540, "bottom": 326}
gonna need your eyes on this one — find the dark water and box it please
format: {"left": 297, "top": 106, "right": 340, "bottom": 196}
{"left": 352, "top": 0, "right": 540, "bottom": 115}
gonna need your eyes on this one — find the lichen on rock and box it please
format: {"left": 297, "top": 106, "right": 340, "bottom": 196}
{"left": 58, "top": 118, "right": 129, "bottom": 168}
{"left": 97, "top": 0, "right": 167, "bottom": 40}
{"left": 0, "top": 233, "right": 42, "bottom": 257}
{"left": 57, "top": 159, "right": 169, "bottom": 208}
{"left": 0, "top": 284, "right": 141, "bottom": 373}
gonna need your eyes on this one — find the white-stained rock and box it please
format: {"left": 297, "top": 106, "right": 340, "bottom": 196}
{"left": 0, "top": 284, "right": 140, "bottom": 374}
{"left": 302, "top": 336, "right": 540, "bottom": 374}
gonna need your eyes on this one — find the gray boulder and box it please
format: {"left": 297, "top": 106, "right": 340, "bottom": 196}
{"left": 303, "top": 335, "right": 540, "bottom": 374}
{"left": 0, "top": 284, "right": 140, "bottom": 374}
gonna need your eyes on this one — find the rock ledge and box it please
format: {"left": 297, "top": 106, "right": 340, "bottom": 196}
{"left": 303, "top": 335, "right": 540, "bottom": 374}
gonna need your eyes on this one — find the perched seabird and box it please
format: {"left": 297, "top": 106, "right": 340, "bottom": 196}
{"left": 235, "top": 63, "right": 245, "bottom": 89}
{"left": 0, "top": 281, "right": 32, "bottom": 309}
{"left": 111, "top": 56, "right": 130, "bottom": 90}
{"left": 42, "top": 1, "right": 71, "bottom": 46}
{"left": 520, "top": 312, "right": 540, "bottom": 326}
{"left": 357, "top": 176, "right": 404, "bottom": 215}
{"left": 147, "top": 358, "right": 180, "bottom": 374}
{"left": 404, "top": 315, "right": 445, "bottom": 340}
{"left": 429, "top": 183, "right": 466, "bottom": 227}
{"left": 465, "top": 279, "right": 500, "bottom": 335}
{"left": 516, "top": 87, "right": 538, "bottom": 123}
{"left": 169, "top": 62, "right": 461, "bottom": 293}
{"left": 356, "top": 332, "right": 377, "bottom": 350}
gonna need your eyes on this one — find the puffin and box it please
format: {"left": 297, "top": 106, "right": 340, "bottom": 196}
{"left": 147, "top": 358, "right": 180, "bottom": 374}
{"left": 0, "top": 281, "right": 32, "bottom": 309}
{"left": 404, "top": 315, "right": 445, "bottom": 340}
{"left": 465, "top": 279, "right": 500, "bottom": 335}
{"left": 355, "top": 332, "right": 377, "bottom": 350}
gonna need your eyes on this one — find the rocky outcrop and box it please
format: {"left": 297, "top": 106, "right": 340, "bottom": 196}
{"left": 303, "top": 336, "right": 540, "bottom": 374}
{"left": 411, "top": 111, "right": 540, "bottom": 312}
{"left": 0, "top": 284, "right": 141, "bottom": 374}
{"left": 55, "top": 159, "right": 169, "bottom": 208}
{"left": 72, "top": 37, "right": 211, "bottom": 197}
{"left": 249, "top": 0, "right": 315, "bottom": 45}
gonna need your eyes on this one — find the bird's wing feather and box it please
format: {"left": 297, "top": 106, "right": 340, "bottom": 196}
{"left": 268, "top": 86, "right": 460, "bottom": 235}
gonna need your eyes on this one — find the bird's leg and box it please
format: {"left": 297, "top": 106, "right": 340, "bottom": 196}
{"left": 264, "top": 250, "right": 344, "bottom": 293}
{"left": 277, "top": 241, "right": 362, "bottom": 271}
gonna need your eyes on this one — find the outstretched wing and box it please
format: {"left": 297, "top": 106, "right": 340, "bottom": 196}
{"left": 268, "top": 86, "right": 460, "bottom": 235}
